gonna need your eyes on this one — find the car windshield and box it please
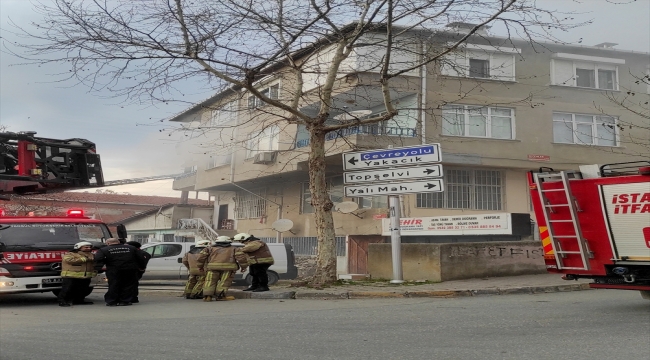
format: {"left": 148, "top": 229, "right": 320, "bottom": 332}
{"left": 0, "top": 223, "right": 111, "bottom": 248}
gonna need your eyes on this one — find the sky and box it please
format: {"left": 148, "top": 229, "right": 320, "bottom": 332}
{"left": 0, "top": 0, "right": 649, "bottom": 196}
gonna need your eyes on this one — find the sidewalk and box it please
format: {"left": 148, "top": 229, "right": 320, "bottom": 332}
{"left": 134, "top": 273, "right": 592, "bottom": 300}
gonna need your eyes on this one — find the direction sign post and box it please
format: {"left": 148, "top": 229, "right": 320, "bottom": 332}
{"left": 388, "top": 195, "right": 404, "bottom": 284}
{"left": 342, "top": 144, "right": 443, "bottom": 284}
{"left": 344, "top": 164, "right": 443, "bottom": 184}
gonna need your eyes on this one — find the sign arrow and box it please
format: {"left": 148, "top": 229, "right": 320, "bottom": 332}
{"left": 425, "top": 183, "right": 438, "bottom": 189}
{"left": 424, "top": 168, "right": 437, "bottom": 175}
{"left": 348, "top": 157, "right": 358, "bottom": 165}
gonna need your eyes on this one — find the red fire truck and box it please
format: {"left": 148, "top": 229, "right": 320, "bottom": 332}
{"left": 528, "top": 161, "right": 650, "bottom": 300}
{"left": 0, "top": 209, "right": 121, "bottom": 295}
{"left": 0, "top": 131, "right": 112, "bottom": 296}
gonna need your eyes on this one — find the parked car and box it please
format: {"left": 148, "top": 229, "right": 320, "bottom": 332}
{"left": 140, "top": 241, "right": 298, "bottom": 285}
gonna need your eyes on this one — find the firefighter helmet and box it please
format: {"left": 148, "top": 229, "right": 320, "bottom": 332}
{"left": 233, "top": 233, "right": 255, "bottom": 242}
{"left": 195, "top": 240, "right": 211, "bottom": 247}
{"left": 74, "top": 241, "right": 93, "bottom": 250}
{"left": 214, "top": 236, "right": 232, "bottom": 243}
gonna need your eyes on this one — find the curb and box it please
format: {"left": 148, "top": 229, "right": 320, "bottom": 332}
{"left": 133, "top": 284, "right": 593, "bottom": 300}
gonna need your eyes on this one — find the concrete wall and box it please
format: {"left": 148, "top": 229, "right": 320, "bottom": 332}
{"left": 368, "top": 241, "right": 546, "bottom": 282}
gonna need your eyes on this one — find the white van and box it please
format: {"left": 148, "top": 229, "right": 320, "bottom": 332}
{"left": 140, "top": 242, "right": 298, "bottom": 285}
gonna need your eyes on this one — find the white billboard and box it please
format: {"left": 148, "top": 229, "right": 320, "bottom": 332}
{"left": 381, "top": 213, "right": 513, "bottom": 236}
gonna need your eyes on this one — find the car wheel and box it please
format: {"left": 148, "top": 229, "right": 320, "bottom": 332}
{"left": 51, "top": 289, "right": 60, "bottom": 297}
{"left": 82, "top": 287, "right": 94, "bottom": 297}
{"left": 245, "top": 271, "right": 279, "bottom": 286}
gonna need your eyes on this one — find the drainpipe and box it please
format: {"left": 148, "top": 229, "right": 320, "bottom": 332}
{"left": 276, "top": 187, "right": 284, "bottom": 243}
{"left": 420, "top": 55, "right": 427, "bottom": 145}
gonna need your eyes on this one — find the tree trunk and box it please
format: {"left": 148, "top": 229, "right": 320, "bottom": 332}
{"left": 308, "top": 128, "right": 337, "bottom": 284}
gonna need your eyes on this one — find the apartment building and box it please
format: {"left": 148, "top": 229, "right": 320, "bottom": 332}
{"left": 171, "top": 24, "right": 649, "bottom": 270}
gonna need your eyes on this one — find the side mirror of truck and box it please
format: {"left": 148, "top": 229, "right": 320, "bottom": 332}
{"left": 116, "top": 224, "right": 128, "bottom": 240}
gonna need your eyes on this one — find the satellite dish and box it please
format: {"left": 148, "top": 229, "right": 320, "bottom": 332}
{"left": 333, "top": 109, "right": 372, "bottom": 121}
{"left": 335, "top": 201, "right": 359, "bottom": 214}
{"left": 272, "top": 219, "right": 294, "bottom": 232}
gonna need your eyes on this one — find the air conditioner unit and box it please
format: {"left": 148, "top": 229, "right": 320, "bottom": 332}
{"left": 253, "top": 151, "right": 277, "bottom": 164}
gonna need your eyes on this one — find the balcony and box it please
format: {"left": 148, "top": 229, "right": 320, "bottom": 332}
{"left": 172, "top": 171, "right": 197, "bottom": 191}
{"left": 295, "top": 125, "right": 417, "bottom": 148}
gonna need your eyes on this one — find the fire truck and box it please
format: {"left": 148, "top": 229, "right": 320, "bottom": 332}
{"left": 528, "top": 161, "right": 650, "bottom": 300}
{"left": 0, "top": 209, "right": 122, "bottom": 295}
{"left": 0, "top": 131, "right": 114, "bottom": 296}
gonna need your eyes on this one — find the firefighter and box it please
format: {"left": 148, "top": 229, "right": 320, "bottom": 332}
{"left": 94, "top": 238, "right": 147, "bottom": 306}
{"left": 58, "top": 241, "right": 97, "bottom": 307}
{"left": 233, "top": 233, "right": 274, "bottom": 292}
{"left": 197, "top": 236, "right": 248, "bottom": 302}
{"left": 181, "top": 239, "right": 211, "bottom": 299}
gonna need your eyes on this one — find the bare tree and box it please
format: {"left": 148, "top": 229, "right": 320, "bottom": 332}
{"left": 7, "top": 0, "right": 580, "bottom": 284}
{"left": 597, "top": 72, "right": 650, "bottom": 156}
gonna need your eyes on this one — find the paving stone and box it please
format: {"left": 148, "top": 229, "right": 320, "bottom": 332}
{"left": 348, "top": 291, "right": 407, "bottom": 299}
{"left": 498, "top": 287, "right": 533, "bottom": 295}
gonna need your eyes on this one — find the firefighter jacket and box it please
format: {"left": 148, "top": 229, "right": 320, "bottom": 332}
{"left": 94, "top": 244, "right": 147, "bottom": 271}
{"left": 60, "top": 250, "right": 97, "bottom": 279}
{"left": 182, "top": 246, "right": 206, "bottom": 275}
{"left": 240, "top": 240, "right": 274, "bottom": 265}
{"left": 197, "top": 244, "right": 248, "bottom": 272}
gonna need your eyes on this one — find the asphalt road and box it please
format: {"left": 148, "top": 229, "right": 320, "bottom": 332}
{"left": 1, "top": 290, "right": 648, "bottom": 360}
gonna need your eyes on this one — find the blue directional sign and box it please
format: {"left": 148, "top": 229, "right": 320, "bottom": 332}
{"left": 342, "top": 144, "right": 441, "bottom": 171}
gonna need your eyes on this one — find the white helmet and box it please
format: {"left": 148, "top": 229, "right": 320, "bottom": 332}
{"left": 233, "top": 233, "right": 253, "bottom": 242}
{"left": 214, "top": 236, "right": 232, "bottom": 244}
{"left": 195, "top": 240, "right": 211, "bottom": 248}
{"left": 74, "top": 241, "right": 93, "bottom": 250}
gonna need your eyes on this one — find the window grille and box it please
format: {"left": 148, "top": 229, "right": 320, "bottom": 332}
{"left": 416, "top": 168, "right": 503, "bottom": 211}
{"left": 235, "top": 189, "right": 267, "bottom": 219}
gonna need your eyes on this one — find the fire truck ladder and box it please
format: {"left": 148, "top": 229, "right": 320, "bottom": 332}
{"left": 534, "top": 171, "right": 592, "bottom": 271}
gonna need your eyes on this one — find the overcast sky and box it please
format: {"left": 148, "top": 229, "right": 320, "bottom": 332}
{"left": 1, "top": 0, "right": 649, "bottom": 196}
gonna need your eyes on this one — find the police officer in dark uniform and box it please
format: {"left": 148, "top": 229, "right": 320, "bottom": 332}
{"left": 125, "top": 241, "right": 151, "bottom": 304}
{"left": 94, "top": 238, "right": 147, "bottom": 306}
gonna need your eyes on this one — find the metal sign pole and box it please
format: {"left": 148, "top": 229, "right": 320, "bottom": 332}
{"left": 388, "top": 194, "right": 404, "bottom": 283}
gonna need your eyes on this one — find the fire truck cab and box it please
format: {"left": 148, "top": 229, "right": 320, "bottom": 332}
{"left": 0, "top": 209, "right": 111, "bottom": 296}
{"left": 528, "top": 161, "right": 650, "bottom": 299}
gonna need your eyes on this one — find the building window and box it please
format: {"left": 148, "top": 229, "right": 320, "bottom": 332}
{"left": 552, "top": 58, "right": 620, "bottom": 90}
{"left": 248, "top": 84, "right": 280, "bottom": 109}
{"left": 553, "top": 112, "right": 618, "bottom": 146}
{"left": 246, "top": 126, "right": 279, "bottom": 158}
{"left": 162, "top": 234, "right": 175, "bottom": 242}
{"left": 469, "top": 58, "right": 490, "bottom": 78}
{"left": 132, "top": 234, "right": 150, "bottom": 243}
{"left": 416, "top": 168, "right": 503, "bottom": 211}
{"left": 442, "top": 105, "right": 514, "bottom": 139}
{"left": 210, "top": 100, "right": 238, "bottom": 126}
{"left": 235, "top": 189, "right": 266, "bottom": 219}
{"left": 440, "top": 47, "right": 517, "bottom": 81}
{"left": 207, "top": 153, "right": 231, "bottom": 169}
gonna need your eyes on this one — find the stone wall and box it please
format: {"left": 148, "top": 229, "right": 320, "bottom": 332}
{"left": 368, "top": 241, "right": 546, "bottom": 281}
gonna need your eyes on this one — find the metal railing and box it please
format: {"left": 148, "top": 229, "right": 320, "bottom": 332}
{"left": 296, "top": 125, "right": 417, "bottom": 148}
{"left": 177, "top": 218, "right": 220, "bottom": 243}
{"left": 261, "top": 236, "right": 347, "bottom": 256}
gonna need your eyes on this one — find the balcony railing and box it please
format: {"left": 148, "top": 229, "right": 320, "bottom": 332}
{"left": 295, "top": 125, "right": 417, "bottom": 148}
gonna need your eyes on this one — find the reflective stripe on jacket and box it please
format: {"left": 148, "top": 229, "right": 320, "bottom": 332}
{"left": 240, "top": 240, "right": 274, "bottom": 265}
{"left": 60, "top": 251, "right": 97, "bottom": 278}
{"left": 197, "top": 245, "right": 248, "bottom": 271}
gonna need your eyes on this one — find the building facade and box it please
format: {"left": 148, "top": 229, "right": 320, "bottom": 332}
{"left": 170, "top": 26, "right": 649, "bottom": 268}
